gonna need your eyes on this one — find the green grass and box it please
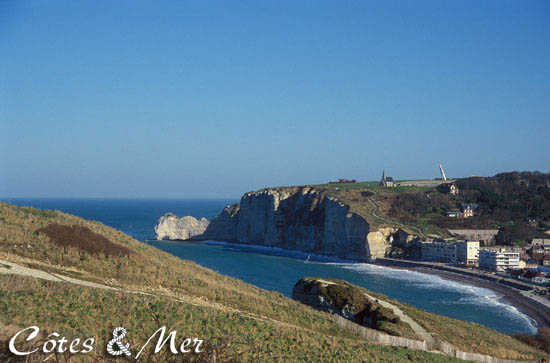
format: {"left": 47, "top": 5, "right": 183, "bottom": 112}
{"left": 259, "top": 182, "right": 444, "bottom": 234}
{"left": 308, "top": 181, "right": 435, "bottom": 194}
{"left": 0, "top": 275, "right": 461, "bottom": 362}
{"left": 406, "top": 217, "right": 452, "bottom": 237}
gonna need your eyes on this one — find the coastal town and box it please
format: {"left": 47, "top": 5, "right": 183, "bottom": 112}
{"left": 414, "top": 235, "right": 550, "bottom": 296}
{"left": 371, "top": 167, "right": 550, "bottom": 310}
{"left": 377, "top": 232, "right": 550, "bottom": 330}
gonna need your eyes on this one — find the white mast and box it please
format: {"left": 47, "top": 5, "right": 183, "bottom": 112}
{"left": 439, "top": 164, "right": 447, "bottom": 181}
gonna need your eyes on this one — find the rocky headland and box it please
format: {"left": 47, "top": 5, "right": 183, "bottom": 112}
{"left": 155, "top": 187, "right": 419, "bottom": 260}
{"left": 292, "top": 277, "right": 402, "bottom": 333}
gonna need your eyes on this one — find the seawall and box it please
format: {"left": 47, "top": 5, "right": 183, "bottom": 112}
{"left": 374, "top": 258, "right": 534, "bottom": 291}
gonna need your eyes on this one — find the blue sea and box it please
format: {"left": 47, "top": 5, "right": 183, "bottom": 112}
{"left": 2, "top": 197, "right": 538, "bottom": 335}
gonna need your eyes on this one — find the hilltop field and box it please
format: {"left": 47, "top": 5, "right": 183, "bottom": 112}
{"left": 0, "top": 202, "right": 548, "bottom": 361}
{"left": 307, "top": 171, "right": 550, "bottom": 244}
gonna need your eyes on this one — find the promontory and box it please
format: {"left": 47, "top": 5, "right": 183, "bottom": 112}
{"left": 154, "top": 186, "right": 417, "bottom": 260}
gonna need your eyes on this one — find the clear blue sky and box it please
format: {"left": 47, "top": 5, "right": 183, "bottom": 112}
{"left": 1, "top": 1, "right": 549, "bottom": 198}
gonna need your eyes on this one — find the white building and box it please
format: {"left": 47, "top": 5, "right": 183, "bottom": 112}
{"left": 460, "top": 203, "right": 478, "bottom": 218}
{"left": 421, "top": 240, "right": 479, "bottom": 264}
{"left": 449, "top": 184, "right": 459, "bottom": 195}
{"left": 421, "top": 241, "right": 457, "bottom": 263}
{"left": 456, "top": 241, "right": 479, "bottom": 265}
{"left": 478, "top": 249, "right": 520, "bottom": 272}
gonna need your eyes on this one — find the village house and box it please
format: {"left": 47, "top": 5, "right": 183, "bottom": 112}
{"left": 531, "top": 239, "right": 550, "bottom": 253}
{"left": 543, "top": 255, "right": 550, "bottom": 267}
{"left": 525, "top": 217, "right": 539, "bottom": 227}
{"left": 461, "top": 203, "right": 478, "bottom": 218}
{"left": 531, "top": 239, "right": 550, "bottom": 246}
{"left": 445, "top": 204, "right": 478, "bottom": 219}
{"left": 438, "top": 183, "right": 459, "bottom": 195}
{"left": 449, "top": 184, "right": 459, "bottom": 195}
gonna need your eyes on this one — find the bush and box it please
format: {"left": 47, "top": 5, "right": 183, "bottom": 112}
{"left": 36, "top": 224, "right": 133, "bottom": 257}
{"left": 512, "top": 327, "right": 550, "bottom": 353}
{"left": 496, "top": 225, "right": 548, "bottom": 246}
{"left": 390, "top": 172, "right": 550, "bottom": 235}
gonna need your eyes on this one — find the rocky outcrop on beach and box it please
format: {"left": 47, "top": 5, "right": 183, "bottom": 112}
{"left": 292, "top": 277, "right": 400, "bottom": 331}
{"left": 155, "top": 187, "right": 416, "bottom": 260}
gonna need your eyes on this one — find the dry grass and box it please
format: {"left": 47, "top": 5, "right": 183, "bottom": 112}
{"left": 36, "top": 223, "right": 133, "bottom": 258}
{"left": 513, "top": 328, "right": 550, "bottom": 354}
{"left": 0, "top": 275, "right": 461, "bottom": 362}
{"left": 0, "top": 202, "right": 352, "bottom": 338}
{"left": 365, "top": 290, "right": 548, "bottom": 361}
{"left": 0, "top": 202, "right": 546, "bottom": 361}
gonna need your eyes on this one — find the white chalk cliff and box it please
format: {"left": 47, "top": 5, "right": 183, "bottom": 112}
{"left": 155, "top": 187, "right": 412, "bottom": 260}
{"left": 154, "top": 213, "right": 210, "bottom": 241}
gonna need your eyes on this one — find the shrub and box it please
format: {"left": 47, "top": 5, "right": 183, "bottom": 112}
{"left": 36, "top": 224, "right": 133, "bottom": 257}
{"left": 360, "top": 191, "right": 374, "bottom": 198}
{"left": 512, "top": 327, "right": 550, "bottom": 354}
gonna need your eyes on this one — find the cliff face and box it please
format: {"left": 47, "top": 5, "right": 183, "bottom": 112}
{"left": 155, "top": 187, "right": 412, "bottom": 260}
{"left": 233, "top": 187, "right": 372, "bottom": 259}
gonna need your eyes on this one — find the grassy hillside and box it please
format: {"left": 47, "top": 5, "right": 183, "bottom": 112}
{"left": 367, "top": 290, "right": 547, "bottom": 360}
{"left": 0, "top": 202, "right": 546, "bottom": 361}
{"left": 389, "top": 172, "right": 550, "bottom": 244}
{"left": 297, "top": 182, "right": 445, "bottom": 235}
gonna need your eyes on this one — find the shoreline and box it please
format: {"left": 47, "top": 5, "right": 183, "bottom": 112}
{"left": 389, "top": 264, "right": 550, "bottom": 332}
{"left": 159, "top": 239, "right": 550, "bottom": 332}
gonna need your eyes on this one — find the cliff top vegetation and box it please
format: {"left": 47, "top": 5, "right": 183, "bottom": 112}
{"left": 265, "top": 171, "right": 550, "bottom": 242}
{"left": 388, "top": 171, "right": 550, "bottom": 244}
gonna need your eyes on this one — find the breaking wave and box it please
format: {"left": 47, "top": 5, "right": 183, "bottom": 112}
{"left": 196, "top": 241, "right": 538, "bottom": 334}
{"left": 327, "top": 262, "right": 538, "bottom": 334}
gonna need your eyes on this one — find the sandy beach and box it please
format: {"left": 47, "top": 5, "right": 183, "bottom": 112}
{"left": 408, "top": 266, "right": 550, "bottom": 331}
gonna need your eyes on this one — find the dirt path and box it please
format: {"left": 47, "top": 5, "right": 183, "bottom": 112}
{"left": 0, "top": 258, "right": 120, "bottom": 291}
{"left": 364, "top": 192, "right": 428, "bottom": 238}
{"left": 364, "top": 293, "right": 434, "bottom": 343}
{"left": 0, "top": 258, "right": 360, "bottom": 343}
